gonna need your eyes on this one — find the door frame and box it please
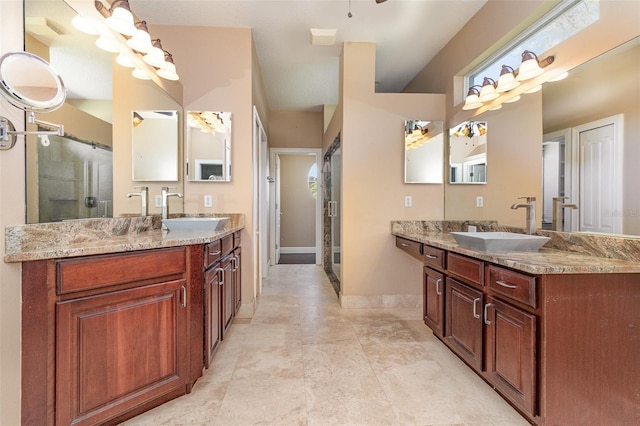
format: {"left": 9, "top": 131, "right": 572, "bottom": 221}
{"left": 269, "top": 147, "right": 323, "bottom": 265}
{"left": 252, "top": 106, "right": 268, "bottom": 296}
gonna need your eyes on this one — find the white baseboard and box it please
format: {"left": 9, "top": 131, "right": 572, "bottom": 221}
{"left": 280, "top": 247, "right": 316, "bottom": 254}
{"left": 339, "top": 294, "right": 422, "bottom": 309}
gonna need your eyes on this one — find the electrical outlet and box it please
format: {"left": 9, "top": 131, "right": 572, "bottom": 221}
{"left": 468, "top": 225, "right": 477, "bottom": 232}
{"left": 476, "top": 196, "right": 483, "bottom": 207}
{"left": 404, "top": 196, "right": 412, "bottom": 207}
{"left": 155, "top": 195, "right": 162, "bottom": 208}
{"left": 204, "top": 195, "right": 213, "bottom": 208}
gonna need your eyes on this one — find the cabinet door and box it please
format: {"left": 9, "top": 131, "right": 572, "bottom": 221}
{"left": 445, "top": 278, "right": 484, "bottom": 371}
{"left": 221, "top": 256, "right": 234, "bottom": 338}
{"left": 423, "top": 266, "right": 444, "bottom": 337}
{"left": 204, "top": 265, "right": 222, "bottom": 368}
{"left": 233, "top": 247, "right": 242, "bottom": 315}
{"left": 484, "top": 296, "right": 537, "bottom": 417}
{"left": 56, "top": 279, "right": 188, "bottom": 426}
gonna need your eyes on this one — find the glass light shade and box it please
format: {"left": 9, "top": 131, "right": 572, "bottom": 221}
{"left": 478, "top": 78, "right": 499, "bottom": 102}
{"left": 143, "top": 46, "right": 166, "bottom": 68}
{"left": 127, "top": 29, "right": 153, "bottom": 53}
{"left": 72, "top": 15, "right": 99, "bottom": 35}
{"left": 132, "top": 68, "right": 151, "bottom": 80}
{"left": 106, "top": 4, "right": 136, "bottom": 36}
{"left": 516, "top": 51, "right": 544, "bottom": 81}
{"left": 496, "top": 69, "right": 520, "bottom": 92}
{"left": 96, "top": 35, "right": 119, "bottom": 53}
{"left": 116, "top": 53, "right": 136, "bottom": 68}
{"left": 462, "top": 93, "right": 482, "bottom": 110}
{"left": 157, "top": 61, "right": 179, "bottom": 81}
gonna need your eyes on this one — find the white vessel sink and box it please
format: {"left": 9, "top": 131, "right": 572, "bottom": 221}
{"left": 162, "top": 217, "right": 229, "bottom": 232}
{"left": 450, "top": 231, "right": 550, "bottom": 252}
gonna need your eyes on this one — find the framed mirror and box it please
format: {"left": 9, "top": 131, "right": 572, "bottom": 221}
{"left": 448, "top": 121, "right": 487, "bottom": 184}
{"left": 132, "top": 110, "right": 179, "bottom": 181}
{"left": 404, "top": 120, "right": 444, "bottom": 184}
{"left": 186, "top": 111, "right": 232, "bottom": 181}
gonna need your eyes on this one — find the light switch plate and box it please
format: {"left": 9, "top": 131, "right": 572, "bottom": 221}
{"left": 155, "top": 195, "right": 162, "bottom": 208}
{"left": 204, "top": 195, "right": 213, "bottom": 208}
{"left": 476, "top": 196, "right": 483, "bottom": 207}
{"left": 405, "top": 196, "right": 412, "bottom": 207}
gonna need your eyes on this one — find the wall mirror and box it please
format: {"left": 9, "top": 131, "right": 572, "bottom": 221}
{"left": 448, "top": 121, "right": 487, "bottom": 184}
{"left": 186, "top": 111, "right": 232, "bottom": 181}
{"left": 541, "top": 36, "right": 639, "bottom": 236}
{"left": 132, "top": 110, "right": 179, "bottom": 181}
{"left": 24, "top": 0, "right": 182, "bottom": 222}
{"left": 404, "top": 120, "right": 444, "bottom": 184}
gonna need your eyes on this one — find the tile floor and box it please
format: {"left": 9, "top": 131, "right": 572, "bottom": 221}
{"left": 123, "top": 264, "right": 529, "bottom": 426}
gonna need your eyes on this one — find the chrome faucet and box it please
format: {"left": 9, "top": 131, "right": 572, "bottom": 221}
{"left": 511, "top": 196, "right": 537, "bottom": 234}
{"left": 161, "top": 186, "right": 183, "bottom": 220}
{"left": 552, "top": 196, "right": 578, "bottom": 231}
{"left": 126, "top": 186, "right": 149, "bottom": 216}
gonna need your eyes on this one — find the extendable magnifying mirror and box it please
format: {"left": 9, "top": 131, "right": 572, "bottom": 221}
{"left": 0, "top": 51, "right": 66, "bottom": 150}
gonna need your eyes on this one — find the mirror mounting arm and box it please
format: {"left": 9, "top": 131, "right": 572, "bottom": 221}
{"left": 0, "top": 113, "right": 64, "bottom": 151}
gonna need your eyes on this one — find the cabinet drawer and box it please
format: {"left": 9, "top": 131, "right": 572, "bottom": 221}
{"left": 205, "top": 240, "right": 222, "bottom": 269}
{"left": 396, "top": 237, "right": 422, "bottom": 257}
{"left": 488, "top": 265, "right": 536, "bottom": 308}
{"left": 447, "top": 252, "right": 484, "bottom": 287}
{"left": 424, "top": 245, "right": 446, "bottom": 270}
{"left": 57, "top": 247, "right": 186, "bottom": 295}
{"left": 221, "top": 234, "right": 234, "bottom": 258}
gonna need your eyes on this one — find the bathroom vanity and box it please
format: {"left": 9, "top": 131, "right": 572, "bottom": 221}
{"left": 393, "top": 221, "right": 640, "bottom": 426}
{"left": 5, "top": 215, "right": 244, "bottom": 425}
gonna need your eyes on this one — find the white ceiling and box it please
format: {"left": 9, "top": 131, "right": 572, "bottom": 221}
{"left": 133, "top": 0, "right": 487, "bottom": 111}
{"left": 27, "top": 0, "right": 488, "bottom": 112}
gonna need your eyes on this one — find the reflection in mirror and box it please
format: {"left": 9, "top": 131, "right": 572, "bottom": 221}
{"left": 186, "top": 111, "right": 232, "bottom": 181}
{"left": 132, "top": 110, "right": 179, "bottom": 181}
{"left": 449, "top": 121, "right": 487, "bottom": 184}
{"left": 404, "top": 120, "right": 444, "bottom": 184}
{"left": 542, "top": 37, "right": 640, "bottom": 236}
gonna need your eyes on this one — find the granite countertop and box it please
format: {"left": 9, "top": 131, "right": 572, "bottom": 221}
{"left": 392, "top": 221, "right": 640, "bottom": 275}
{"left": 4, "top": 214, "right": 245, "bottom": 263}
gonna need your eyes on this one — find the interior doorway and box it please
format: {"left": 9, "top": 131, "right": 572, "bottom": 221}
{"left": 269, "top": 148, "right": 322, "bottom": 266}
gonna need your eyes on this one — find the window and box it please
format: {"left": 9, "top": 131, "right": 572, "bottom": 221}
{"left": 308, "top": 163, "right": 317, "bottom": 199}
{"left": 466, "top": 0, "right": 600, "bottom": 90}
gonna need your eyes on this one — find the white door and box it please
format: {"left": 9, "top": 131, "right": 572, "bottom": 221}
{"left": 274, "top": 155, "right": 281, "bottom": 264}
{"left": 572, "top": 115, "right": 623, "bottom": 234}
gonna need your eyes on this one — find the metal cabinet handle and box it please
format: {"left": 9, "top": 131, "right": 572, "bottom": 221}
{"left": 473, "top": 297, "right": 481, "bottom": 319}
{"left": 216, "top": 267, "right": 225, "bottom": 285}
{"left": 180, "top": 285, "right": 187, "bottom": 308}
{"left": 435, "top": 278, "right": 442, "bottom": 296}
{"left": 400, "top": 243, "right": 410, "bottom": 247}
{"left": 209, "top": 250, "right": 221, "bottom": 256}
{"left": 425, "top": 254, "right": 438, "bottom": 259}
{"left": 496, "top": 280, "right": 517, "bottom": 289}
{"left": 484, "top": 303, "right": 495, "bottom": 325}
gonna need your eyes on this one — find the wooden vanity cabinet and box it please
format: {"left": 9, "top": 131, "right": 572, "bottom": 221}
{"left": 232, "top": 244, "right": 242, "bottom": 314}
{"left": 423, "top": 266, "right": 444, "bottom": 337}
{"left": 22, "top": 246, "right": 200, "bottom": 426}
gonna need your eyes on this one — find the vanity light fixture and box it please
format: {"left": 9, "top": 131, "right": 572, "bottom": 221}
{"left": 156, "top": 52, "right": 179, "bottom": 81}
{"left": 126, "top": 21, "right": 153, "bottom": 54}
{"left": 143, "top": 39, "right": 167, "bottom": 69}
{"left": 478, "top": 77, "right": 499, "bottom": 102}
{"left": 105, "top": 0, "right": 136, "bottom": 36}
{"left": 516, "top": 50, "right": 554, "bottom": 81}
{"left": 462, "top": 86, "right": 483, "bottom": 110}
{"left": 89, "top": 1, "right": 180, "bottom": 81}
{"left": 495, "top": 65, "right": 520, "bottom": 92}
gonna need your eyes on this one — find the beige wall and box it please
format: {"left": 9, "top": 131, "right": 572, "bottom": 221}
{"left": 279, "top": 155, "right": 317, "bottom": 249}
{"left": 270, "top": 110, "right": 323, "bottom": 149}
{"left": 1, "top": 2, "right": 25, "bottom": 424}
{"left": 339, "top": 42, "right": 446, "bottom": 307}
